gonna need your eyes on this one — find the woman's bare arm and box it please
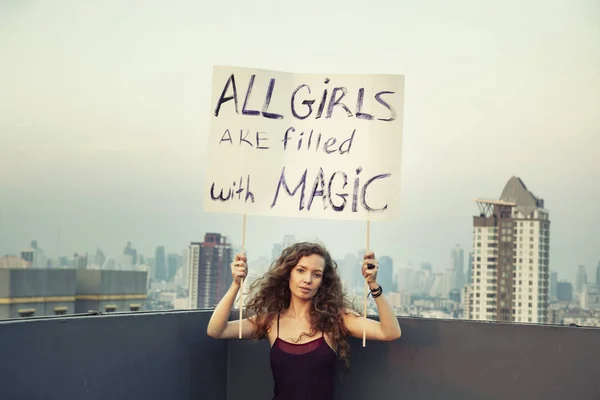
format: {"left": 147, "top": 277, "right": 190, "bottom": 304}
{"left": 206, "top": 253, "right": 258, "bottom": 339}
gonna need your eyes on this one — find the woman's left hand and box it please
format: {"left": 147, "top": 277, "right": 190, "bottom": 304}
{"left": 361, "top": 251, "right": 378, "bottom": 284}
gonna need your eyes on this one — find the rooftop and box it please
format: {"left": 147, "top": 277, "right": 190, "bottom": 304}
{"left": 1, "top": 310, "right": 599, "bottom": 399}
{"left": 500, "top": 176, "right": 545, "bottom": 215}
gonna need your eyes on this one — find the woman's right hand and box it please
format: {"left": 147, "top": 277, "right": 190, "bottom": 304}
{"left": 231, "top": 253, "right": 248, "bottom": 285}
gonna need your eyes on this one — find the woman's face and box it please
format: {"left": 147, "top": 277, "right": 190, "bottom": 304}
{"left": 288, "top": 254, "right": 325, "bottom": 300}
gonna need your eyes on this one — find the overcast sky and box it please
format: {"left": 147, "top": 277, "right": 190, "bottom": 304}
{"left": 0, "top": 0, "right": 598, "bottom": 282}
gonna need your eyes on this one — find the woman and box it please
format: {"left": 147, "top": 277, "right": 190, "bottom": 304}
{"left": 207, "top": 242, "right": 401, "bottom": 400}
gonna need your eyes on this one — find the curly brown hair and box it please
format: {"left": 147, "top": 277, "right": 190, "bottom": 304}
{"left": 246, "top": 242, "right": 355, "bottom": 371}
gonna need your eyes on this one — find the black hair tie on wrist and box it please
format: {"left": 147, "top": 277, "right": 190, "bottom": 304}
{"left": 369, "top": 285, "right": 383, "bottom": 298}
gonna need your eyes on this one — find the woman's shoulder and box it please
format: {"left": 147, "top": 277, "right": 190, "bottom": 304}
{"left": 248, "top": 311, "right": 274, "bottom": 326}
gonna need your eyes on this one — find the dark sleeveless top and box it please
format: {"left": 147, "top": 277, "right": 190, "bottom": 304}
{"left": 269, "top": 314, "right": 337, "bottom": 400}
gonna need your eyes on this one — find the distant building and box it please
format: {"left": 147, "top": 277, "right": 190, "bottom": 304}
{"left": 187, "top": 233, "right": 233, "bottom": 309}
{"left": 94, "top": 248, "right": 106, "bottom": 268}
{"left": 20, "top": 250, "right": 34, "bottom": 263}
{"left": 154, "top": 246, "right": 167, "bottom": 281}
{"left": 413, "top": 266, "right": 432, "bottom": 294}
{"left": 448, "top": 288, "right": 461, "bottom": 303}
{"left": 396, "top": 267, "right": 413, "bottom": 293}
{"left": 178, "top": 248, "right": 189, "bottom": 289}
{"left": 123, "top": 242, "right": 138, "bottom": 266}
{"left": 581, "top": 284, "right": 600, "bottom": 310}
{"left": 550, "top": 271, "right": 558, "bottom": 301}
{"left": 378, "top": 256, "right": 394, "bottom": 292}
{"left": 0, "top": 269, "right": 148, "bottom": 319}
{"left": 466, "top": 176, "right": 550, "bottom": 324}
{"left": 0, "top": 255, "right": 31, "bottom": 269}
{"left": 576, "top": 265, "right": 588, "bottom": 294}
{"left": 72, "top": 252, "right": 88, "bottom": 269}
{"left": 429, "top": 273, "right": 445, "bottom": 297}
{"left": 167, "top": 253, "right": 182, "bottom": 281}
{"left": 20, "top": 240, "right": 47, "bottom": 268}
{"left": 557, "top": 281, "right": 573, "bottom": 302}
{"left": 450, "top": 245, "right": 465, "bottom": 289}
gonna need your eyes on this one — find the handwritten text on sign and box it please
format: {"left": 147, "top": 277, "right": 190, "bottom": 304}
{"left": 204, "top": 65, "right": 404, "bottom": 221}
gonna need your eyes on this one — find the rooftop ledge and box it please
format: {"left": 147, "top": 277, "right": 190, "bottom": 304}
{"left": 1, "top": 310, "right": 599, "bottom": 400}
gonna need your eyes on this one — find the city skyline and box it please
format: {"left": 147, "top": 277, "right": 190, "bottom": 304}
{"left": 2, "top": 226, "right": 597, "bottom": 289}
{"left": 1, "top": 1, "right": 599, "bottom": 284}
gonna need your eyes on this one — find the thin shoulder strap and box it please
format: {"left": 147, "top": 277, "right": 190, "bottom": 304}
{"left": 277, "top": 313, "right": 280, "bottom": 338}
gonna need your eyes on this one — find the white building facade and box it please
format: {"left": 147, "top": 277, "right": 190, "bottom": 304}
{"left": 467, "top": 176, "right": 550, "bottom": 324}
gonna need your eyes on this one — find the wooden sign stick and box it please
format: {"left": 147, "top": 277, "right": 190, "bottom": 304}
{"left": 239, "top": 214, "right": 247, "bottom": 339}
{"left": 363, "top": 219, "right": 371, "bottom": 347}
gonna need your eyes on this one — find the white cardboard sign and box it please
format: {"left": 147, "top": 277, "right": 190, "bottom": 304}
{"left": 204, "top": 65, "right": 404, "bottom": 221}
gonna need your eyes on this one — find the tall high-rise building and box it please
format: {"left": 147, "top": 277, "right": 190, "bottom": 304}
{"left": 187, "top": 233, "right": 233, "bottom": 309}
{"left": 154, "top": 246, "right": 166, "bottom": 281}
{"left": 467, "top": 176, "right": 550, "bottom": 324}
{"left": 448, "top": 245, "right": 465, "bottom": 292}
{"left": 576, "top": 265, "right": 587, "bottom": 294}
{"left": 167, "top": 253, "right": 182, "bottom": 281}
{"left": 451, "top": 245, "right": 464, "bottom": 273}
